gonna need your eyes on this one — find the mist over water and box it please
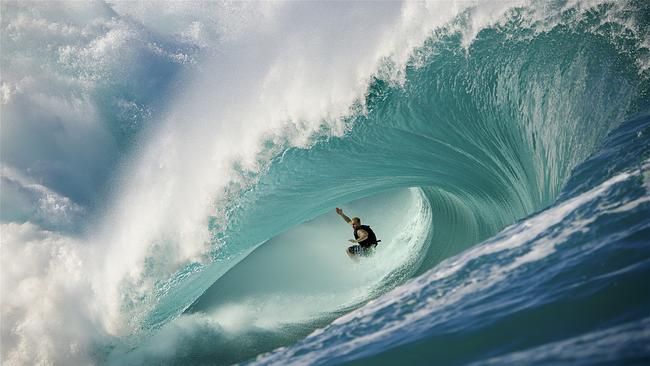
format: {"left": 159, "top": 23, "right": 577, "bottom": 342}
{"left": 2, "top": 1, "right": 649, "bottom": 365}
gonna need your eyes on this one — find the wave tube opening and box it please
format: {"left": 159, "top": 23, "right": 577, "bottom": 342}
{"left": 114, "top": 188, "right": 432, "bottom": 365}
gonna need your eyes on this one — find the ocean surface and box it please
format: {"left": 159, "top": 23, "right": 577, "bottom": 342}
{"left": 1, "top": 1, "right": 649, "bottom": 365}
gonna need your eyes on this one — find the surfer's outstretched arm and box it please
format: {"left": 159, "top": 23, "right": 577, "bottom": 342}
{"left": 336, "top": 207, "right": 352, "bottom": 224}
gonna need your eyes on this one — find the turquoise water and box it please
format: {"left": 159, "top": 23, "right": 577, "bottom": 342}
{"left": 1, "top": 1, "right": 649, "bottom": 365}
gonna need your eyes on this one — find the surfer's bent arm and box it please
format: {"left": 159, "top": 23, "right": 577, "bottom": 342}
{"left": 336, "top": 207, "right": 352, "bottom": 224}
{"left": 349, "top": 229, "right": 368, "bottom": 243}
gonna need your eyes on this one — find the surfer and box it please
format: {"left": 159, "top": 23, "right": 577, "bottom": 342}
{"left": 335, "top": 207, "right": 381, "bottom": 260}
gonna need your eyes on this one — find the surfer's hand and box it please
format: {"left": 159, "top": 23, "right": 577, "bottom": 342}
{"left": 336, "top": 207, "right": 343, "bottom": 215}
{"left": 348, "top": 239, "right": 356, "bottom": 243}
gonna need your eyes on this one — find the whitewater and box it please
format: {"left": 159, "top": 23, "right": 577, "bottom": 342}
{"left": 1, "top": 1, "right": 648, "bottom": 365}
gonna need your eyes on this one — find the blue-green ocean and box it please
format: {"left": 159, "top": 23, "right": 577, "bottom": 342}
{"left": 1, "top": 1, "right": 649, "bottom": 365}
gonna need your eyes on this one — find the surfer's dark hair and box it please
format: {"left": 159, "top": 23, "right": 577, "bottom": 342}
{"left": 352, "top": 217, "right": 361, "bottom": 224}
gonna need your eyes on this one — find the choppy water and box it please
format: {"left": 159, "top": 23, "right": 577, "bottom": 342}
{"left": 1, "top": 1, "right": 648, "bottom": 365}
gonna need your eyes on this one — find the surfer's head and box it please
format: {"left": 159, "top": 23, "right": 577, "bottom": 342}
{"left": 352, "top": 217, "right": 361, "bottom": 229}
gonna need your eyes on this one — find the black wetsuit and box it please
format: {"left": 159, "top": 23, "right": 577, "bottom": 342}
{"left": 349, "top": 225, "right": 380, "bottom": 256}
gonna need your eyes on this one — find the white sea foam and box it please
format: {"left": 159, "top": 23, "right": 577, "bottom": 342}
{"left": 0, "top": 223, "right": 101, "bottom": 365}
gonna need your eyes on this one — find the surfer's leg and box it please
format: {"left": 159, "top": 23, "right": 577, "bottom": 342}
{"left": 347, "top": 245, "right": 360, "bottom": 262}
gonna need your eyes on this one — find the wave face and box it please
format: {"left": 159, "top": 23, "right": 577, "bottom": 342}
{"left": 249, "top": 113, "right": 650, "bottom": 366}
{"left": 1, "top": 1, "right": 649, "bottom": 366}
